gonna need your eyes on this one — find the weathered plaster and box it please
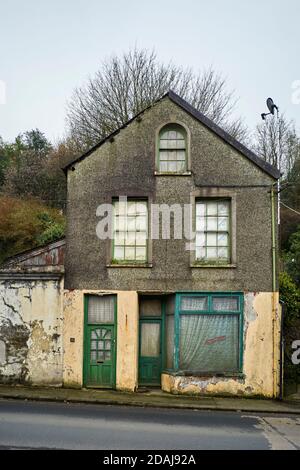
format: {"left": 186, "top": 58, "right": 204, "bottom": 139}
{"left": 63, "top": 290, "right": 281, "bottom": 397}
{"left": 0, "top": 278, "right": 63, "bottom": 385}
{"left": 63, "top": 289, "right": 139, "bottom": 392}
{"left": 161, "top": 292, "right": 281, "bottom": 398}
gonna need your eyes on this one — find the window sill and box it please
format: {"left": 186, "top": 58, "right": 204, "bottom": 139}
{"left": 154, "top": 171, "right": 191, "bottom": 176}
{"left": 163, "top": 370, "right": 244, "bottom": 379}
{"left": 106, "top": 263, "right": 153, "bottom": 268}
{"left": 190, "top": 263, "right": 237, "bottom": 269}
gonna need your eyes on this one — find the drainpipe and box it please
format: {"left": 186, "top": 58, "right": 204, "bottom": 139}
{"left": 271, "top": 183, "right": 279, "bottom": 398}
{"left": 279, "top": 300, "right": 285, "bottom": 400}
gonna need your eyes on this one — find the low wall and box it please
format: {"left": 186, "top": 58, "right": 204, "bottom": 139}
{"left": 0, "top": 275, "right": 64, "bottom": 386}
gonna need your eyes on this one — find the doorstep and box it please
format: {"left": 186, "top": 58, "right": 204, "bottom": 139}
{"left": 0, "top": 385, "right": 300, "bottom": 415}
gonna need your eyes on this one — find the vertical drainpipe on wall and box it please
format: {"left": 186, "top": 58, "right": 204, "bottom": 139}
{"left": 271, "top": 182, "right": 280, "bottom": 398}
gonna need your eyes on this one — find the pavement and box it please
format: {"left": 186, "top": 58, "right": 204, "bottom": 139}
{"left": 0, "top": 384, "right": 300, "bottom": 414}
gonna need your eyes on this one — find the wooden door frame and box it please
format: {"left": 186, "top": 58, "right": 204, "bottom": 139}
{"left": 83, "top": 294, "right": 117, "bottom": 389}
{"left": 138, "top": 296, "right": 166, "bottom": 386}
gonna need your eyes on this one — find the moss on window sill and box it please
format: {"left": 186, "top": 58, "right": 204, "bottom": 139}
{"left": 107, "top": 262, "right": 152, "bottom": 268}
{"left": 190, "top": 263, "right": 236, "bottom": 268}
{"left": 154, "top": 171, "right": 191, "bottom": 176}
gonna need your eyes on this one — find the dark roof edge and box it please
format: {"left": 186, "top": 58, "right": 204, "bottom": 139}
{"left": 1, "top": 237, "right": 66, "bottom": 267}
{"left": 167, "top": 90, "right": 280, "bottom": 179}
{"left": 62, "top": 98, "right": 165, "bottom": 174}
{"left": 63, "top": 90, "right": 280, "bottom": 179}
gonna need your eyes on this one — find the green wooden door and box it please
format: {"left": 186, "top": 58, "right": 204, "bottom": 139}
{"left": 83, "top": 295, "right": 116, "bottom": 388}
{"left": 139, "top": 319, "right": 162, "bottom": 386}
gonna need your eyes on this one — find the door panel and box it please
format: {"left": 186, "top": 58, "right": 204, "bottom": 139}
{"left": 85, "top": 325, "right": 115, "bottom": 387}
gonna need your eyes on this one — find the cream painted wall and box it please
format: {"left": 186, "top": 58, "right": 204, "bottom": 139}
{"left": 63, "top": 290, "right": 139, "bottom": 391}
{"left": 63, "top": 290, "right": 281, "bottom": 397}
{"left": 162, "top": 292, "right": 281, "bottom": 398}
{"left": 116, "top": 291, "right": 139, "bottom": 391}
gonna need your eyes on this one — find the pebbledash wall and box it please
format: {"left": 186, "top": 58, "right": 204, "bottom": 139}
{"left": 63, "top": 289, "right": 281, "bottom": 397}
{"left": 62, "top": 94, "right": 281, "bottom": 398}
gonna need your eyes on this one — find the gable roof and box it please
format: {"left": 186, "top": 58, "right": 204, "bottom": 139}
{"left": 63, "top": 90, "right": 280, "bottom": 179}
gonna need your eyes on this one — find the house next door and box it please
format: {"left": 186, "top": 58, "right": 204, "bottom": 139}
{"left": 84, "top": 295, "right": 116, "bottom": 388}
{"left": 138, "top": 297, "right": 163, "bottom": 386}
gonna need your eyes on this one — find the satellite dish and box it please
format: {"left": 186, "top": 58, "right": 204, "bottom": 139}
{"left": 266, "top": 97, "right": 279, "bottom": 115}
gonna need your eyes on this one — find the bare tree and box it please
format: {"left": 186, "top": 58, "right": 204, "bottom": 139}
{"left": 66, "top": 48, "right": 248, "bottom": 151}
{"left": 254, "top": 114, "right": 300, "bottom": 176}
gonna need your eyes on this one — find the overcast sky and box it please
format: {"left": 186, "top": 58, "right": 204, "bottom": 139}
{"left": 0, "top": 0, "right": 299, "bottom": 143}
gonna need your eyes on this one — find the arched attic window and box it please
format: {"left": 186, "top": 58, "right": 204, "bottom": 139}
{"left": 158, "top": 124, "right": 187, "bottom": 173}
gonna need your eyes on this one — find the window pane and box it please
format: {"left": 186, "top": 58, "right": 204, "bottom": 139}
{"left": 179, "top": 314, "right": 239, "bottom": 371}
{"left": 136, "top": 216, "right": 147, "bottom": 231}
{"left": 136, "top": 201, "right": 147, "bottom": 215}
{"left": 115, "top": 216, "right": 126, "bottom": 231}
{"left": 181, "top": 296, "right": 208, "bottom": 311}
{"left": 88, "top": 296, "right": 115, "bottom": 324}
{"left": 113, "top": 200, "right": 148, "bottom": 262}
{"left": 160, "top": 140, "right": 169, "bottom": 149}
{"left": 212, "top": 296, "right": 239, "bottom": 311}
{"left": 160, "top": 161, "right": 168, "bottom": 172}
{"left": 176, "top": 151, "right": 186, "bottom": 160}
{"left": 114, "top": 233, "right": 125, "bottom": 245}
{"left": 176, "top": 161, "right": 186, "bottom": 172}
{"left": 140, "top": 323, "right": 160, "bottom": 357}
{"left": 218, "top": 247, "right": 228, "bottom": 259}
{"left": 207, "top": 233, "right": 217, "bottom": 246}
{"left": 207, "top": 247, "right": 217, "bottom": 259}
{"left": 196, "top": 217, "right": 205, "bottom": 231}
{"left": 140, "top": 298, "right": 162, "bottom": 317}
{"left": 196, "top": 247, "right": 205, "bottom": 259}
{"left": 127, "top": 217, "right": 136, "bottom": 231}
{"left": 159, "top": 125, "right": 186, "bottom": 173}
{"left": 176, "top": 140, "right": 186, "bottom": 150}
{"left": 114, "top": 246, "right": 124, "bottom": 260}
{"left": 218, "top": 233, "right": 228, "bottom": 246}
{"left": 126, "top": 232, "right": 136, "bottom": 245}
{"left": 218, "top": 217, "right": 229, "bottom": 231}
{"left": 127, "top": 201, "right": 136, "bottom": 215}
{"left": 168, "top": 161, "right": 177, "bottom": 172}
{"left": 207, "top": 202, "right": 218, "bottom": 216}
{"left": 196, "top": 233, "right": 205, "bottom": 247}
{"left": 136, "top": 247, "right": 147, "bottom": 260}
{"left": 196, "top": 203, "right": 205, "bottom": 216}
{"left": 195, "top": 200, "right": 231, "bottom": 263}
{"left": 125, "top": 247, "right": 135, "bottom": 260}
{"left": 207, "top": 217, "right": 218, "bottom": 230}
{"left": 136, "top": 232, "right": 147, "bottom": 246}
{"left": 218, "top": 201, "right": 229, "bottom": 215}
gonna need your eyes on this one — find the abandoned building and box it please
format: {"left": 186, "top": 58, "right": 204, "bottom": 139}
{"left": 0, "top": 91, "right": 282, "bottom": 397}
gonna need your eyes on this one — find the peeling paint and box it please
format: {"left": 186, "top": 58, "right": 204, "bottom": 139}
{"left": 0, "top": 278, "right": 63, "bottom": 386}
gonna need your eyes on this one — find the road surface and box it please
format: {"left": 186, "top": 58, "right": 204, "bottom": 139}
{"left": 0, "top": 399, "right": 299, "bottom": 450}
